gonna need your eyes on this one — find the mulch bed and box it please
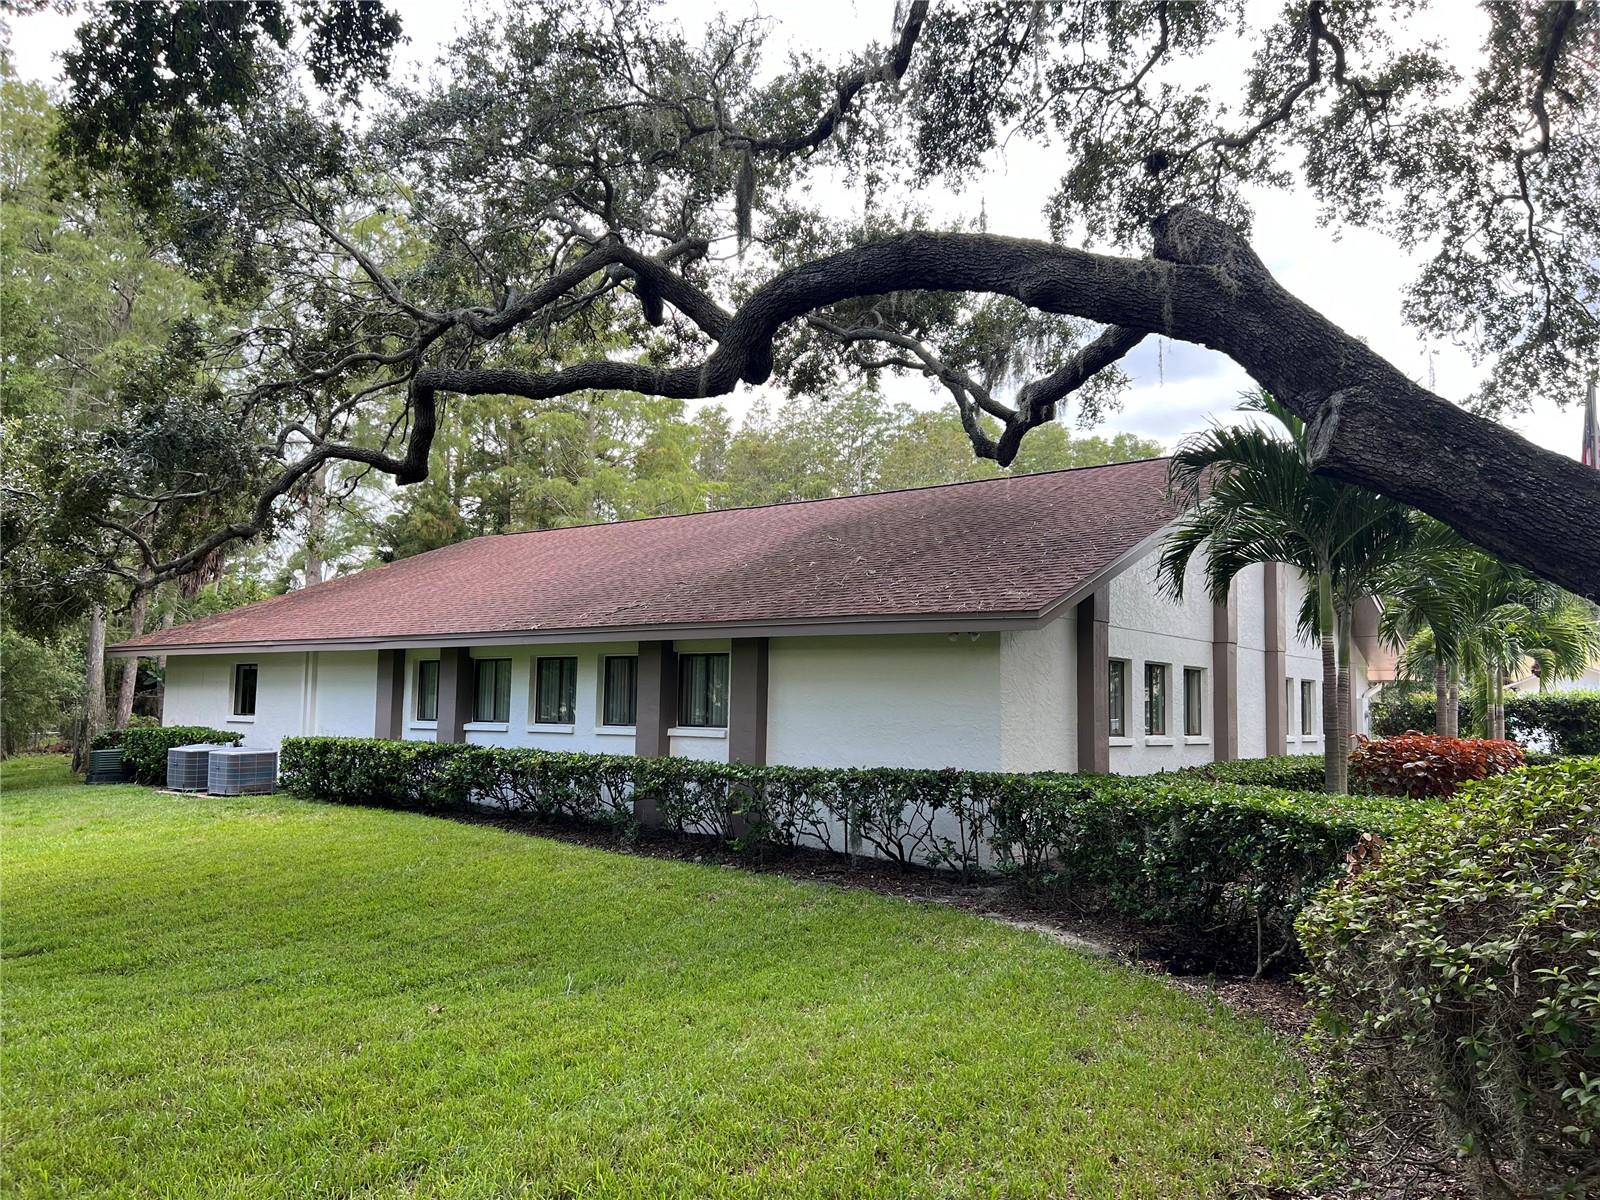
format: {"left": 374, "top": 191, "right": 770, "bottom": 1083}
{"left": 449, "top": 806, "right": 1315, "bottom": 1039}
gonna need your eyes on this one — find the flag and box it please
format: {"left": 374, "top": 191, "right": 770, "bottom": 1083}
{"left": 1585, "top": 375, "right": 1600, "bottom": 469}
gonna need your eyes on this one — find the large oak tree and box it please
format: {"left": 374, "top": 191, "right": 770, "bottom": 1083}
{"left": 41, "top": 0, "right": 1600, "bottom": 599}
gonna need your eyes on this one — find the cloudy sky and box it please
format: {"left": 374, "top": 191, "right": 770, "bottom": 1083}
{"left": 8, "top": 0, "right": 1589, "bottom": 460}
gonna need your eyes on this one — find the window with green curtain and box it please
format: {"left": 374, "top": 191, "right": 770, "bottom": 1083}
{"left": 416, "top": 660, "right": 439, "bottom": 721}
{"left": 1144, "top": 663, "right": 1167, "bottom": 736}
{"left": 1108, "top": 659, "right": 1127, "bottom": 736}
{"left": 677, "top": 652, "right": 729, "bottom": 727}
{"left": 473, "top": 658, "right": 511, "bottom": 723}
{"left": 535, "top": 656, "right": 577, "bottom": 724}
{"left": 1184, "top": 667, "right": 1204, "bottom": 736}
{"left": 232, "top": 663, "right": 257, "bottom": 717}
{"left": 602, "top": 655, "right": 638, "bottom": 726}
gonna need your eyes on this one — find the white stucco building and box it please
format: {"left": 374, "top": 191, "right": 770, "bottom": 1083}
{"left": 116, "top": 459, "right": 1383, "bottom": 774}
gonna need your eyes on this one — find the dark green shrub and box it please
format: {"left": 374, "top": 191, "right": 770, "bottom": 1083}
{"left": 277, "top": 736, "right": 1415, "bottom": 973}
{"left": 120, "top": 725, "right": 242, "bottom": 784}
{"left": 1177, "top": 754, "right": 1326, "bottom": 791}
{"left": 1300, "top": 761, "right": 1600, "bottom": 1197}
{"left": 1505, "top": 689, "right": 1600, "bottom": 756}
{"left": 1370, "top": 692, "right": 1460, "bottom": 737}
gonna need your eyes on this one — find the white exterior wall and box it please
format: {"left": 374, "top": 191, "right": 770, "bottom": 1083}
{"left": 766, "top": 633, "right": 1002, "bottom": 770}
{"left": 162, "top": 651, "right": 377, "bottom": 749}
{"left": 1234, "top": 562, "right": 1269, "bottom": 760}
{"left": 1104, "top": 554, "right": 1221, "bottom": 774}
{"left": 999, "top": 617, "right": 1076, "bottom": 772}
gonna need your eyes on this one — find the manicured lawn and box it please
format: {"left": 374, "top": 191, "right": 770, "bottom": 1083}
{"left": 2, "top": 756, "right": 1306, "bottom": 1198}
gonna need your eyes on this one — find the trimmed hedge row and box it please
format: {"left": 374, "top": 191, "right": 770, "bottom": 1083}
{"left": 118, "top": 726, "right": 242, "bottom": 785}
{"left": 280, "top": 736, "right": 1418, "bottom": 973}
{"left": 1372, "top": 689, "right": 1600, "bottom": 755}
{"left": 1175, "top": 754, "right": 1327, "bottom": 791}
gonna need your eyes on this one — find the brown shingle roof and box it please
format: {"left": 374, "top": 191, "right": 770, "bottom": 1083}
{"left": 115, "top": 458, "right": 1178, "bottom": 652}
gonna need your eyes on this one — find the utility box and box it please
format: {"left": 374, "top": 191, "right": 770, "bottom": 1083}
{"left": 165, "top": 745, "right": 217, "bottom": 792}
{"left": 206, "top": 747, "right": 278, "bottom": 796}
{"left": 85, "top": 747, "right": 132, "bottom": 784}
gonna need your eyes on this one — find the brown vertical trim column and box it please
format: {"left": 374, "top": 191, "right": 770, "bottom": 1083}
{"left": 1211, "top": 592, "right": 1239, "bottom": 761}
{"left": 375, "top": 649, "right": 406, "bottom": 739}
{"left": 436, "top": 647, "right": 474, "bottom": 744}
{"left": 1074, "top": 588, "right": 1110, "bottom": 774}
{"left": 1263, "top": 563, "right": 1287, "bottom": 756}
{"left": 633, "top": 641, "right": 677, "bottom": 827}
{"left": 728, "top": 638, "right": 769, "bottom": 766}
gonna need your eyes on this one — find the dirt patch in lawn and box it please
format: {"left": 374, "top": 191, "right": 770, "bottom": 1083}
{"left": 449, "top": 807, "right": 1315, "bottom": 1039}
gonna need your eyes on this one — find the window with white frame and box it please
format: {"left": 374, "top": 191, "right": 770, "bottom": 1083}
{"left": 1184, "top": 667, "right": 1204, "bottom": 737}
{"left": 415, "top": 660, "right": 439, "bottom": 721}
{"left": 232, "top": 663, "right": 258, "bottom": 717}
{"left": 1144, "top": 663, "right": 1168, "bottom": 736}
{"left": 677, "top": 653, "right": 729, "bottom": 728}
{"left": 602, "top": 655, "right": 638, "bottom": 726}
{"left": 1108, "top": 659, "right": 1128, "bottom": 736}
{"left": 1301, "top": 679, "right": 1317, "bottom": 736}
{"left": 534, "top": 656, "right": 577, "bottom": 724}
{"left": 472, "top": 658, "right": 512, "bottom": 723}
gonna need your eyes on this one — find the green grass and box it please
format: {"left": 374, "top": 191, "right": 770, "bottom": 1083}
{"left": 2, "top": 756, "right": 1306, "bottom": 1198}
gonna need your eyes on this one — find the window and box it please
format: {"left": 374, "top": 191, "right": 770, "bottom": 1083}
{"left": 677, "top": 652, "right": 729, "bottom": 728}
{"left": 415, "top": 660, "right": 439, "bottom": 722}
{"left": 473, "top": 658, "right": 512, "bottom": 724}
{"left": 232, "top": 663, "right": 258, "bottom": 717}
{"left": 1144, "top": 663, "right": 1168, "bottom": 736}
{"left": 534, "top": 656, "right": 578, "bottom": 724}
{"left": 602, "top": 655, "right": 638, "bottom": 726}
{"left": 1301, "top": 680, "right": 1317, "bottom": 736}
{"left": 1184, "top": 667, "right": 1204, "bottom": 737}
{"left": 1108, "top": 659, "right": 1128, "bottom": 737}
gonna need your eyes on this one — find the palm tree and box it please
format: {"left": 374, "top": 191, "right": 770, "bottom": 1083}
{"left": 1159, "top": 393, "right": 1414, "bottom": 793}
{"left": 1384, "top": 544, "right": 1600, "bottom": 739}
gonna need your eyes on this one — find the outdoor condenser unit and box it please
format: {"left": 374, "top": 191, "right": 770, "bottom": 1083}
{"left": 206, "top": 747, "right": 278, "bottom": 796}
{"left": 165, "top": 744, "right": 217, "bottom": 792}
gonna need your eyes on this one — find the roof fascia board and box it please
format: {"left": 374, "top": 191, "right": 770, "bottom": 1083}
{"left": 108, "top": 611, "right": 1053, "bottom": 657}
{"left": 1034, "top": 519, "right": 1181, "bottom": 624}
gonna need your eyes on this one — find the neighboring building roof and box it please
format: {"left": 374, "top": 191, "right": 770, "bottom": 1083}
{"left": 113, "top": 457, "right": 1181, "bottom": 654}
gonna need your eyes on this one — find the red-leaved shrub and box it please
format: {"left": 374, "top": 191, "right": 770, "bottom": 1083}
{"left": 1348, "top": 732, "right": 1525, "bottom": 798}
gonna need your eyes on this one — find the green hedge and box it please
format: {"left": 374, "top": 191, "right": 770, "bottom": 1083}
{"left": 1300, "top": 760, "right": 1600, "bottom": 1196}
{"left": 119, "top": 726, "right": 243, "bottom": 785}
{"left": 1373, "top": 689, "right": 1600, "bottom": 755}
{"left": 1174, "top": 754, "right": 1327, "bottom": 791}
{"left": 280, "top": 737, "right": 1417, "bottom": 973}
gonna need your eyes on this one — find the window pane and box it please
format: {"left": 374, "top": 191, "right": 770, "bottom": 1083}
{"left": 1145, "top": 664, "right": 1166, "bottom": 736}
{"left": 536, "top": 657, "right": 577, "bottom": 724}
{"left": 417, "top": 661, "right": 439, "bottom": 721}
{"left": 678, "top": 653, "right": 730, "bottom": 727}
{"left": 234, "top": 663, "right": 257, "bottom": 716}
{"left": 1184, "top": 668, "right": 1203, "bottom": 737}
{"left": 1301, "top": 680, "right": 1316, "bottom": 736}
{"left": 1108, "top": 660, "right": 1125, "bottom": 736}
{"left": 474, "top": 659, "right": 511, "bottom": 723}
{"left": 603, "top": 656, "right": 637, "bottom": 726}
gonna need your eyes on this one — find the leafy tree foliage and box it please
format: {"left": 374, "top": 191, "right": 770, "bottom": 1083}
{"left": 27, "top": 1, "right": 1600, "bottom": 597}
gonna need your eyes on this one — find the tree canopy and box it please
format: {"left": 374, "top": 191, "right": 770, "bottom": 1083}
{"left": 26, "top": 0, "right": 1600, "bottom": 599}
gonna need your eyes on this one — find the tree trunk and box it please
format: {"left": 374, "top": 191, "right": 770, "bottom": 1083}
{"left": 1317, "top": 572, "right": 1342, "bottom": 794}
{"left": 75, "top": 605, "right": 108, "bottom": 771}
{"left": 1335, "top": 602, "right": 1352, "bottom": 793}
{"left": 1446, "top": 677, "right": 1460, "bottom": 737}
{"left": 303, "top": 461, "right": 327, "bottom": 586}
{"left": 114, "top": 575, "right": 150, "bottom": 728}
{"left": 1434, "top": 660, "right": 1449, "bottom": 736}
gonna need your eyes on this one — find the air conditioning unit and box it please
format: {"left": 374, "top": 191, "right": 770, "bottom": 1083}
{"left": 166, "top": 744, "right": 217, "bottom": 792}
{"left": 206, "top": 747, "right": 278, "bottom": 796}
